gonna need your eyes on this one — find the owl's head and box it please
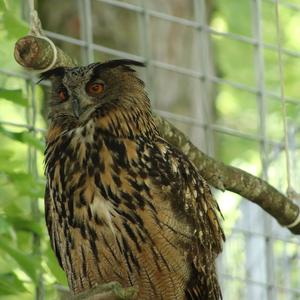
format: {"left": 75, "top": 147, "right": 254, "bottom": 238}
{"left": 41, "top": 60, "right": 155, "bottom": 137}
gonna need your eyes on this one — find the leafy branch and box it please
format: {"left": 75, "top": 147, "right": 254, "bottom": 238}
{"left": 13, "top": 33, "right": 300, "bottom": 239}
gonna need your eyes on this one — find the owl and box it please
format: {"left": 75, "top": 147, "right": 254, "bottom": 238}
{"left": 42, "top": 59, "right": 224, "bottom": 300}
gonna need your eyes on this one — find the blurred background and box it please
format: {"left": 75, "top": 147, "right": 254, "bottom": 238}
{"left": 0, "top": 0, "right": 300, "bottom": 299}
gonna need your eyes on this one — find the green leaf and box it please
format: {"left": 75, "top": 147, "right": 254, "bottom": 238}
{"left": 0, "top": 88, "right": 28, "bottom": 107}
{"left": 0, "top": 1, "right": 6, "bottom": 12}
{"left": 2, "top": 11, "right": 28, "bottom": 39}
{"left": 0, "top": 272, "right": 28, "bottom": 295}
{"left": 21, "top": 131, "right": 45, "bottom": 152}
{"left": 0, "top": 125, "right": 45, "bottom": 152}
{"left": 0, "top": 239, "right": 39, "bottom": 283}
{"left": 6, "top": 216, "right": 43, "bottom": 236}
{"left": 45, "top": 246, "right": 68, "bottom": 285}
{"left": 0, "top": 149, "right": 20, "bottom": 172}
{"left": 0, "top": 215, "right": 10, "bottom": 235}
{"left": 6, "top": 171, "right": 45, "bottom": 198}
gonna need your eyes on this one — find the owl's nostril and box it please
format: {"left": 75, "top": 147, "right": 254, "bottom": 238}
{"left": 72, "top": 98, "right": 80, "bottom": 118}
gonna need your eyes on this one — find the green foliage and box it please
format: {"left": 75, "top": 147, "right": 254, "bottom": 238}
{"left": 0, "top": 126, "right": 44, "bottom": 152}
{"left": 0, "top": 238, "right": 40, "bottom": 283}
{"left": 0, "top": 88, "right": 28, "bottom": 107}
{"left": 0, "top": 273, "right": 28, "bottom": 295}
{"left": 211, "top": 1, "right": 300, "bottom": 298}
{"left": 0, "top": 0, "right": 28, "bottom": 69}
{"left": 0, "top": 1, "right": 66, "bottom": 299}
{"left": 211, "top": 0, "right": 300, "bottom": 172}
{"left": 44, "top": 245, "right": 68, "bottom": 286}
{"left": 6, "top": 215, "right": 43, "bottom": 236}
{"left": 2, "top": 11, "right": 27, "bottom": 39}
{"left": 6, "top": 171, "right": 45, "bottom": 198}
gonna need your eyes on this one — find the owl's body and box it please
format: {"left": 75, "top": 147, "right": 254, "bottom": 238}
{"left": 43, "top": 60, "right": 224, "bottom": 300}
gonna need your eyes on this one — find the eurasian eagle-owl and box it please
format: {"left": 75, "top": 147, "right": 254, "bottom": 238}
{"left": 42, "top": 59, "right": 224, "bottom": 300}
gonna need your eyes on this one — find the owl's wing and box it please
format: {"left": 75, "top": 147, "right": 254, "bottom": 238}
{"left": 154, "top": 137, "right": 224, "bottom": 300}
{"left": 44, "top": 184, "right": 63, "bottom": 268}
{"left": 182, "top": 166, "right": 224, "bottom": 300}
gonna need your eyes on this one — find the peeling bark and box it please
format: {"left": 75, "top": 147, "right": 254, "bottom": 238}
{"left": 14, "top": 35, "right": 300, "bottom": 238}
{"left": 14, "top": 36, "right": 74, "bottom": 70}
{"left": 56, "top": 282, "right": 137, "bottom": 300}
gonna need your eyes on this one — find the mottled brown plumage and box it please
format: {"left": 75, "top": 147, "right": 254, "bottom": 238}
{"left": 43, "top": 60, "right": 224, "bottom": 300}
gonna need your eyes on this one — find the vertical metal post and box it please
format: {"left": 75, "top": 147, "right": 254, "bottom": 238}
{"left": 26, "top": 79, "right": 44, "bottom": 300}
{"left": 139, "top": 0, "right": 155, "bottom": 106}
{"left": 21, "top": 2, "right": 44, "bottom": 298}
{"left": 252, "top": 1, "right": 275, "bottom": 300}
{"left": 193, "top": 0, "right": 215, "bottom": 155}
{"left": 78, "top": 0, "right": 94, "bottom": 63}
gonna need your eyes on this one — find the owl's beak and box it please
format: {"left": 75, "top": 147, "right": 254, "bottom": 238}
{"left": 72, "top": 98, "right": 80, "bottom": 118}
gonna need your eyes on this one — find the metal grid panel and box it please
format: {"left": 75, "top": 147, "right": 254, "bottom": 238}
{"left": 1, "top": 0, "right": 300, "bottom": 299}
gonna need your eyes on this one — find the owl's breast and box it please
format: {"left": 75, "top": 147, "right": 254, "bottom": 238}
{"left": 45, "top": 127, "right": 193, "bottom": 298}
{"left": 46, "top": 124, "right": 106, "bottom": 219}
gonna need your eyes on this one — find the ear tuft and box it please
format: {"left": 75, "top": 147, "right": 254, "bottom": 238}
{"left": 37, "top": 67, "right": 66, "bottom": 84}
{"left": 93, "top": 59, "right": 145, "bottom": 74}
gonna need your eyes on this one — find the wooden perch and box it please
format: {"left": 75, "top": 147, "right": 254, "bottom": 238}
{"left": 154, "top": 116, "right": 300, "bottom": 234}
{"left": 56, "top": 282, "right": 137, "bottom": 300}
{"left": 14, "top": 34, "right": 300, "bottom": 237}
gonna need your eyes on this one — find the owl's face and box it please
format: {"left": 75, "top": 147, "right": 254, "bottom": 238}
{"left": 42, "top": 60, "right": 148, "bottom": 125}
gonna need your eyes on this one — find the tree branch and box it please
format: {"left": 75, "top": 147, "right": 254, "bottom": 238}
{"left": 14, "top": 36, "right": 74, "bottom": 70}
{"left": 14, "top": 35, "right": 300, "bottom": 235}
{"left": 154, "top": 116, "right": 300, "bottom": 234}
{"left": 56, "top": 282, "right": 137, "bottom": 300}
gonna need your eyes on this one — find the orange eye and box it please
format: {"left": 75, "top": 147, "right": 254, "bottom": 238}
{"left": 87, "top": 82, "right": 105, "bottom": 95}
{"left": 58, "top": 88, "right": 68, "bottom": 101}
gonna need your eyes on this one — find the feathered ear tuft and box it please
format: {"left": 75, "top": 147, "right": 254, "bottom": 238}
{"left": 93, "top": 59, "right": 145, "bottom": 74}
{"left": 37, "top": 67, "right": 66, "bottom": 84}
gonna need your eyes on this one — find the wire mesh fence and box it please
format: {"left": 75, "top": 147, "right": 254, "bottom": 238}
{"left": 1, "top": 0, "right": 300, "bottom": 299}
